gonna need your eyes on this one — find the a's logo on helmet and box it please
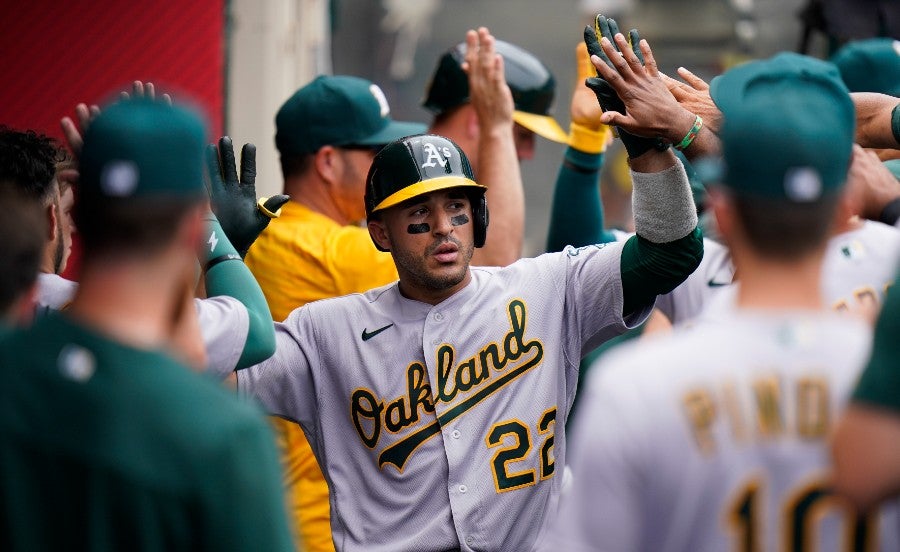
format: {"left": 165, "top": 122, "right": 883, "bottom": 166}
{"left": 369, "top": 84, "right": 390, "bottom": 117}
{"left": 421, "top": 141, "right": 453, "bottom": 169}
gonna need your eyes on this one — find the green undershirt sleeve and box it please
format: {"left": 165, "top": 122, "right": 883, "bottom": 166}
{"left": 546, "top": 147, "right": 617, "bottom": 252}
{"left": 620, "top": 227, "right": 704, "bottom": 316}
{"left": 203, "top": 216, "right": 275, "bottom": 369}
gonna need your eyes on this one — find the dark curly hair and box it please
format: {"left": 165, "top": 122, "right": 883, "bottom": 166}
{"left": 0, "top": 126, "right": 66, "bottom": 205}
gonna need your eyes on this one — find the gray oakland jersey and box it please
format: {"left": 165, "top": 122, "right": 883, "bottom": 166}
{"left": 542, "top": 307, "right": 900, "bottom": 551}
{"left": 658, "top": 221, "right": 900, "bottom": 325}
{"left": 824, "top": 220, "right": 900, "bottom": 312}
{"left": 195, "top": 296, "right": 249, "bottom": 372}
{"left": 236, "top": 241, "right": 649, "bottom": 552}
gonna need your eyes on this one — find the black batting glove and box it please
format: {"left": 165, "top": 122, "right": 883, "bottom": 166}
{"left": 583, "top": 15, "right": 666, "bottom": 158}
{"left": 206, "top": 136, "right": 289, "bottom": 257}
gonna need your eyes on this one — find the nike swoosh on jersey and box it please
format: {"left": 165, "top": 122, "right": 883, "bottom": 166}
{"left": 362, "top": 323, "right": 394, "bottom": 341}
{"left": 707, "top": 278, "right": 731, "bottom": 288}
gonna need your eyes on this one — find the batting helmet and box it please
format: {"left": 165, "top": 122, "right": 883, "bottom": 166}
{"left": 422, "top": 40, "right": 568, "bottom": 144}
{"left": 365, "top": 134, "right": 489, "bottom": 251}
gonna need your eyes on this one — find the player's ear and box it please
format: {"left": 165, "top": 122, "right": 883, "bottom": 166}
{"left": 314, "top": 145, "right": 340, "bottom": 185}
{"left": 368, "top": 218, "right": 391, "bottom": 251}
{"left": 47, "top": 202, "right": 59, "bottom": 242}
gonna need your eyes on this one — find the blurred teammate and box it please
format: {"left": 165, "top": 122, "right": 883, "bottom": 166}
{"left": 0, "top": 127, "right": 76, "bottom": 311}
{"left": 542, "top": 36, "right": 900, "bottom": 550}
{"left": 0, "top": 99, "right": 293, "bottom": 551}
{"left": 58, "top": 81, "right": 279, "bottom": 372}
{"left": 0, "top": 187, "right": 46, "bottom": 327}
{"left": 833, "top": 266, "right": 900, "bottom": 510}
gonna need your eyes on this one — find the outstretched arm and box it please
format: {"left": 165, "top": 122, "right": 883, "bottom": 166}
{"left": 464, "top": 27, "right": 524, "bottom": 266}
{"left": 853, "top": 92, "right": 900, "bottom": 150}
{"left": 586, "top": 21, "right": 703, "bottom": 316}
{"left": 546, "top": 42, "right": 617, "bottom": 252}
{"left": 204, "top": 137, "right": 288, "bottom": 369}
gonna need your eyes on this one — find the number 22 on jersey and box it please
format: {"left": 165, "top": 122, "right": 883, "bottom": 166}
{"left": 485, "top": 407, "right": 557, "bottom": 493}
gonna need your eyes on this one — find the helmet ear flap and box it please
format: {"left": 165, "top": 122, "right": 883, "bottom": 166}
{"left": 471, "top": 192, "right": 489, "bottom": 248}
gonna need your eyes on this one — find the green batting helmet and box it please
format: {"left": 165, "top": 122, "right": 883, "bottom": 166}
{"left": 365, "top": 134, "right": 488, "bottom": 251}
{"left": 422, "top": 40, "right": 568, "bottom": 143}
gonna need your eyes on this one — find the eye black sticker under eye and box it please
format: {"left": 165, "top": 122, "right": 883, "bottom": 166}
{"left": 450, "top": 214, "right": 469, "bottom": 226}
{"left": 407, "top": 223, "right": 430, "bottom": 234}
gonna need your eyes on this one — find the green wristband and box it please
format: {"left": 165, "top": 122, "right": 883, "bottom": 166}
{"left": 675, "top": 115, "right": 702, "bottom": 151}
{"left": 202, "top": 214, "right": 241, "bottom": 265}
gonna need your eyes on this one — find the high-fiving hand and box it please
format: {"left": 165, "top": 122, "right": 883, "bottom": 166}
{"left": 206, "top": 136, "right": 289, "bottom": 258}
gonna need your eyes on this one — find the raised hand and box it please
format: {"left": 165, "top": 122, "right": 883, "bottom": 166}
{"left": 588, "top": 28, "right": 697, "bottom": 155}
{"left": 661, "top": 67, "right": 723, "bottom": 134}
{"left": 462, "top": 27, "right": 514, "bottom": 131}
{"left": 119, "top": 80, "right": 172, "bottom": 104}
{"left": 569, "top": 41, "right": 613, "bottom": 153}
{"left": 582, "top": 15, "right": 670, "bottom": 158}
{"left": 206, "top": 136, "right": 289, "bottom": 258}
{"left": 60, "top": 80, "right": 170, "bottom": 158}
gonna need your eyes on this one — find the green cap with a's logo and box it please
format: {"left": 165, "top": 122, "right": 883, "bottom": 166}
{"left": 79, "top": 99, "right": 207, "bottom": 201}
{"left": 710, "top": 53, "right": 855, "bottom": 201}
{"left": 831, "top": 38, "right": 900, "bottom": 96}
{"left": 275, "top": 75, "right": 426, "bottom": 156}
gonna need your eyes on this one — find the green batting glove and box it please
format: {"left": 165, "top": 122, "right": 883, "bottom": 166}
{"left": 584, "top": 15, "right": 664, "bottom": 158}
{"left": 206, "top": 136, "right": 289, "bottom": 257}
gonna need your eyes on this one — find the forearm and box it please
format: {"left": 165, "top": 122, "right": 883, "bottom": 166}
{"left": 620, "top": 155, "right": 703, "bottom": 315}
{"left": 853, "top": 92, "right": 900, "bottom": 149}
{"left": 203, "top": 216, "right": 276, "bottom": 368}
{"left": 678, "top": 126, "right": 720, "bottom": 161}
{"left": 470, "top": 125, "right": 524, "bottom": 266}
{"left": 546, "top": 147, "right": 616, "bottom": 252}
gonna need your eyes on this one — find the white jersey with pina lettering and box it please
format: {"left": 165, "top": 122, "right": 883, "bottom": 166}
{"left": 235, "top": 241, "right": 648, "bottom": 552}
{"left": 541, "top": 306, "right": 900, "bottom": 551}
{"left": 658, "top": 221, "right": 900, "bottom": 325}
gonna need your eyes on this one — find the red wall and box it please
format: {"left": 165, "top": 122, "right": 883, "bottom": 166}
{"left": 0, "top": 0, "right": 226, "bottom": 278}
{"left": 0, "top": 0, "right": 226, "bottom": 140}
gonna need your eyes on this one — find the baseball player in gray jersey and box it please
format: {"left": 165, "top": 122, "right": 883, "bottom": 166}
{"left": 653, "top": 151, "right": 900, "bottom": 328}
{"left": 543, "top": 50, "right": 900, "bottom": 551}
{"left": 217, "top": 113, "right": 704, "bottom": 550}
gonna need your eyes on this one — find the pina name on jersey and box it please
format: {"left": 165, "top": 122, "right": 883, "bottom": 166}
{"left": 350, "top": 299, "right": 544, "bottom": 471}
{"left": 683, "top": 374, "right": 831, "bottom": 455}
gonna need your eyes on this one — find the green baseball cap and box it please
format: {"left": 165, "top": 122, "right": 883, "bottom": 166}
{"left": 711, "top": 53, "right": 855, "bottom": 201}
{"left": 275, "top": 75, "right": 427, "bottom": 156}
{"left": 831, "top": 38, "right": 900, "bottom": 96}
{"left": 79, "top": 99, "right": 207, "bottom": 201}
